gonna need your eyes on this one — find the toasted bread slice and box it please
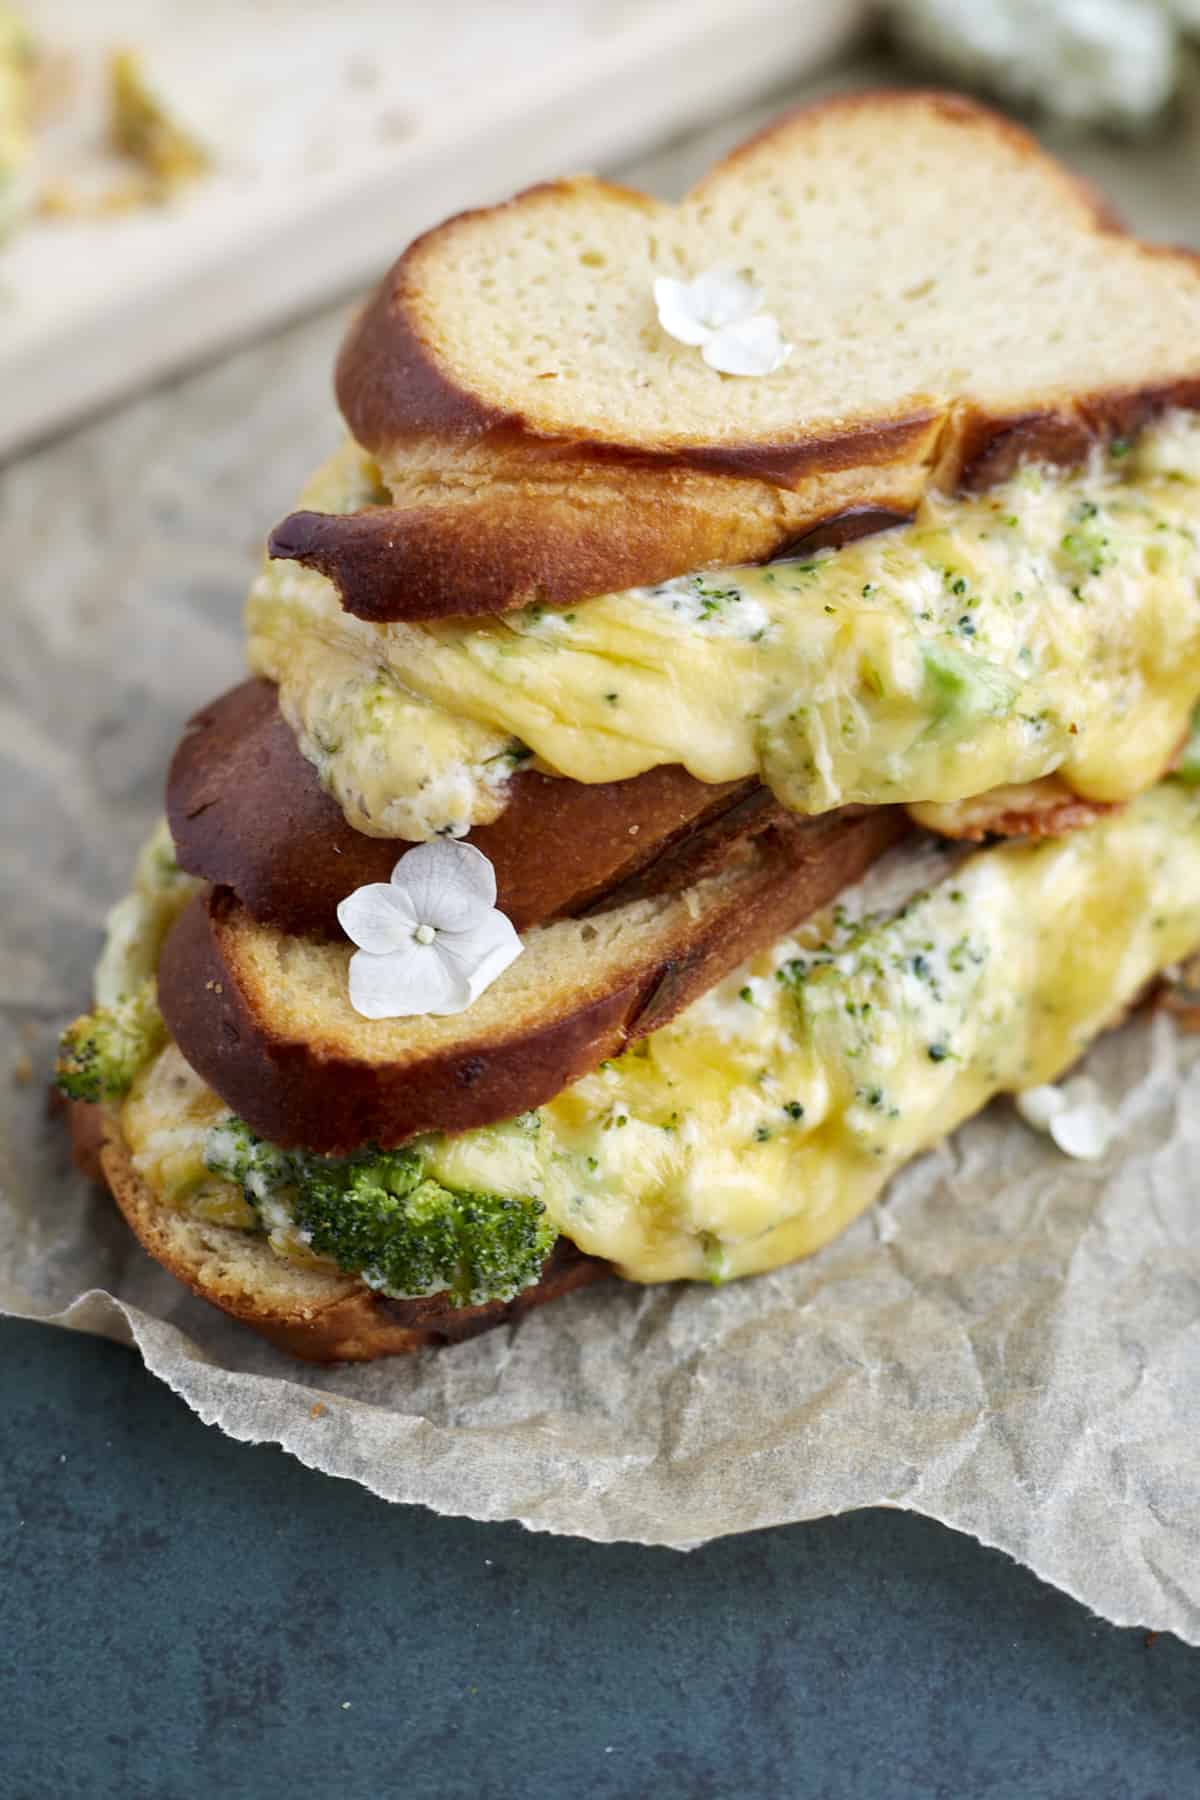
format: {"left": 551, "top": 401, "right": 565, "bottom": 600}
{"left": 69, "top": 1101, "right": 606, "bottom": 1361}
{"left": 158, "top": 808, "right": 904, "bottom": 1154}
{"left": 272, "top": 91, "right": 1200, "bottom": 621}
{"left": 168, "top": 679, "right": 763, "bottom": 936}
{"left": 168, "top": 681, "right": 1116, "bottom": 941}
{"left": 908, "top": 778, "right": 1115, "bottom": 841}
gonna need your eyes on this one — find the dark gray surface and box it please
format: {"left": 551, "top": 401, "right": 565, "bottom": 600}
{"left": 3, "top": 1318, "right": 1196, "bottom": 1800}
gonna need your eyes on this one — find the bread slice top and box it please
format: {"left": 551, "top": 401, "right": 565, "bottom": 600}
{"left": 78, "top": 1103, "right": 605, "bottom": 1362}
{"left": 158, "top": 807, "right": 903, "bottom": 1154}
{"left": 279, "top": 90, "right": 1200, "bottom": 621}
{"left": 343, "top": 90, "right": 1200, "bottom": 457}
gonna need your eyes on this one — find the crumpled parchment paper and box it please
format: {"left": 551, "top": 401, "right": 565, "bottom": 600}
{"left": 3, "top": 84, "right": 1200, "bottom": 1644}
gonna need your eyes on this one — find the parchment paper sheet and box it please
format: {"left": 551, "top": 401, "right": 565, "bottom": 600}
{"left": 3, "top": 84, "right": 1200, "bottom": 1643}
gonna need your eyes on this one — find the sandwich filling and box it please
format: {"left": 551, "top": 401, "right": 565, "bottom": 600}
{"left": 112, "top": 779, "right": 1200, "bottom": 1293}
{"left": 248, "top": 416, "right": 1200, "bottom": 842}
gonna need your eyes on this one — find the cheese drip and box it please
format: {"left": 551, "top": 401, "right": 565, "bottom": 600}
{"left": 124, "top": 783, "right": 1200, "bottom": 1285}
{"left": 248, "top": 416, "right": 1200, "bottom": 840}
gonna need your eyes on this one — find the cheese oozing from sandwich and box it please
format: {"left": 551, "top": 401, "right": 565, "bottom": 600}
{"left": 247, "top": 416, "right": 1200, "bottom": 842}
{"left": 124, "top": 780, "right": 1200, "bottom": 1288}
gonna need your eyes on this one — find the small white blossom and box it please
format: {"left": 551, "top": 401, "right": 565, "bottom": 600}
{"left": 653, "top": 264, "right": 791, "bottom": 377}
{"left": 337, "top": 840, "right": 522, "bottom": 1020}
{"left": 1014, "top": 1084, "right": 1064, "bottom": 1135}
{"left": 1015, "top": 1076, "right": 1117, "bottom": 1161}
{"left": 653, "top": 265, "right": 763, "bottom": 344}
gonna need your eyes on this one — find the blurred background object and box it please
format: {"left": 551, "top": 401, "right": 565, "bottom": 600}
{"left": 2, "top": 1, "right": 1198, "bottom": 462}
{"left": 0, "top": 3, "right": 33, "bottom": 241}
{"left": 885, "top": 0, "right": 1198, "bottom": 130}
{"left": 0, "top": 0, "right": 870, "bottom": 459}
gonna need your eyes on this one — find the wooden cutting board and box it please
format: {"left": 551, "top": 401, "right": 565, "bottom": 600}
{"left": 0, "top": 0, "right": 868, "bottom": 458}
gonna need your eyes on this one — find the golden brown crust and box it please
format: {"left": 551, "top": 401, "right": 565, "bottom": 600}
{"left": 948, "top": 382, "right": 1200, "bottom": 491}
{"left": 73, "top": 1101, "right": 608, "bottom": 1362}
{"left": 266, "top": 449, "right": 937, "bottom": 625}
{"left": 282, "top": 90, "right": 1200, "bottom": 622}
{"left": 157, "top": 809, "right": 906, "bottom": 1155}
{"left": 950, "top": 797, "right": 1115, "bottom": 841}
{"left": 338, "top": 91, "right": 1140, "bottom": 468}
{"left": 334, "top": 174, "right": 659, "bottom": 450}
{"left": 908, "top": 780, "right": 1119, "bottom": 843}
{"left": 271, "top": 387, "right": 1200, "bottom": 625}
{"left": 168, "top": 679, "right": 757, "bottom": 936}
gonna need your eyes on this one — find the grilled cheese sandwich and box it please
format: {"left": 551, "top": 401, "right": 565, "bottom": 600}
{"left": 56, "top": 92, "right": 1200, "bottom": 1359}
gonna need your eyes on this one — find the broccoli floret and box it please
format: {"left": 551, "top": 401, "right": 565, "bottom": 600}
{"left": 443, "top": 1187, "right": 557, "bottom": 1306}
{"left": 203, "top": 1117, "right": 293, "bottom": 1214}
{"left": 55, "top": 978, "right": 165, "bottom": 1102}
{"left": 203, "top": 1124, "right": 556, "bottom": 1308}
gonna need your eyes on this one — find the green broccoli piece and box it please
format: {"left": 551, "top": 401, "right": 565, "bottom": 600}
{"left": 202, "top": 1117, "right": 293, "bottom": 1207}
{"left": 55, "top": 978, "right": 165, "bottom": 1102}
{"left": 203, "top": 1122, "right": 556, "bottom": 1308}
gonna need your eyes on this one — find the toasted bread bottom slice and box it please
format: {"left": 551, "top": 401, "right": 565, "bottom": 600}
{"left": 159, "top": 808, "right": 904, "bottom": 1154}
{"left": 70, "top": 1102, "right": 606, "bottom": 1362}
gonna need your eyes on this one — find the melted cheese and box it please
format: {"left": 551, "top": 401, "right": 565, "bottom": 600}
{"left": 123, "top": 1047, "right": 255, "bottom": 1227}
{"left": 123, "top": 783, "right": 1200, "bottom": 1285}
{"left": 247, "top": 417, "right": 1200, "bottom": 840}
{"left": 94, "top": 819, "right": 202, "bottom": 1009}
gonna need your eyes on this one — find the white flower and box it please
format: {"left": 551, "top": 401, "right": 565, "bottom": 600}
{"left": 652, "top": 264, "right": 792, "bottom": 377}
{"left": 653, "top": 265, "right": 763, "bottom": 345}
{"left": 1014, "top": 1076, "right": 1117, "bottom": 1161}
{"left": 336, "top": 840, "right": 522, "bottom": 1020}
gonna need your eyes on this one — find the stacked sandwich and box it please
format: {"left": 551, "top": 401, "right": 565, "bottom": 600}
{"left": 60, "top": 94, "right": 1200, "bottom": 1360}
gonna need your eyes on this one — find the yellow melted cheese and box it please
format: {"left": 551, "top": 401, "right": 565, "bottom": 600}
{"left": 93, "top": 819, "right": 202, "bottom": 1010}
{"left": 247, "top": 417, "right": 1200, "bottom": 841}
{"left": 123, "top": 782, "right": 1200, "bottom": 1286}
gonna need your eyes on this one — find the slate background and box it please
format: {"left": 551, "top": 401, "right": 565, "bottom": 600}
{"left": 4, "top": 1317, "right": 1198, "bottom": 1799}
